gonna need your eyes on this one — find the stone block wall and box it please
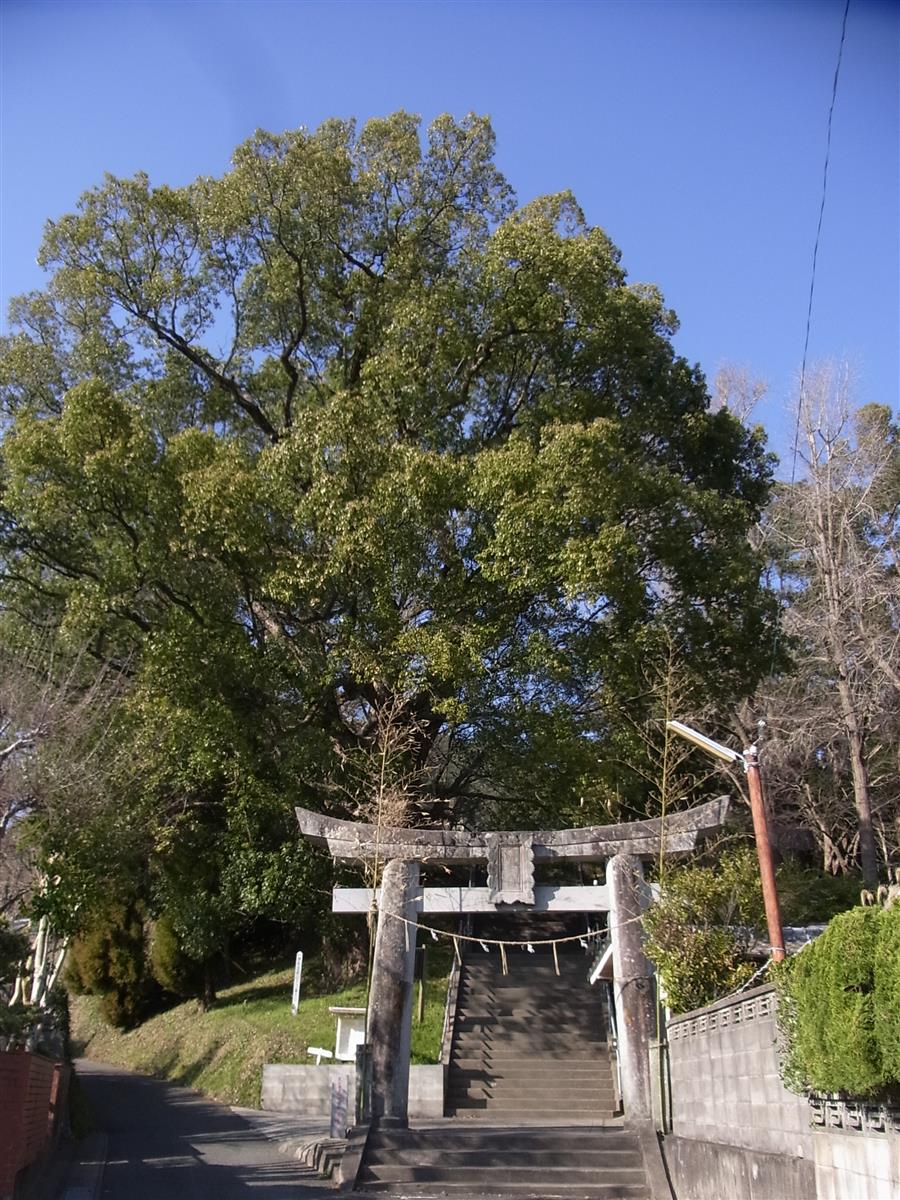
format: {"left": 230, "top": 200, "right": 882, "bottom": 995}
{"left": 663, "top": 985, "right": 900, "bottom": 1200}
{"left": 667, "top": 985, "right": 812, "bottom": 1158}
{"left": 261, "top": 1062, "right": 445, "bottom": 1119}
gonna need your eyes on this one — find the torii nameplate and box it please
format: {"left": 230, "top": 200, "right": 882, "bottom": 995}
{"left": 295, "top": 794, "right": 730, "bottom": 864}
{"left": 486, "top": 832, "right": 535, "bottom": 905}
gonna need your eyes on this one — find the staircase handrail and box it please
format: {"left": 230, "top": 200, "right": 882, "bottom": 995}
{"left": 439, "top": 915, "right": 471, "bottom": 1066}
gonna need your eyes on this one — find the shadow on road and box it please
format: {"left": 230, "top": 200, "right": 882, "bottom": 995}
{"left": 75, "top": 1060, "right": 336, "bottom": 1199}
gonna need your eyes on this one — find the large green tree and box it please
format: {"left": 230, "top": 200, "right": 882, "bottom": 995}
{"left": 0, "top": 114, "right": 776, "bottom": 944}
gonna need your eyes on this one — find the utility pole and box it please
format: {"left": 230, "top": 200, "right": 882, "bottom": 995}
{"left": 743, "top": 743, "right": 785, "bottom": 962}
{"left": 665, "top": 721, "right": 786, "bottom": 964}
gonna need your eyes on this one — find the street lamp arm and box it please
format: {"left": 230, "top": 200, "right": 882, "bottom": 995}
{"left": 665, "top": 720, "right": 745, "bottom": 765}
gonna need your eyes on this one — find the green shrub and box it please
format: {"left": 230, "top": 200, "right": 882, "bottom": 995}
{"left": 776, "top": 863, "right": 861, "bottom": 924}
{"left": 66, "top": 900, "right": 157, "bottom": 1029}
{"left": 787, "top": 906, "right": 887, "bottom": 1096}
{"left": 0, "top": 919, "right": 29, "bottom": 989}
{"left": 874, "top": 906, "right": 900, "bottom": 1081}
{"left": 149, "top": 913, "right": 206, "bottom": 999}
{"left": 644, "top": 846, "right": 763, "bottom": 1013}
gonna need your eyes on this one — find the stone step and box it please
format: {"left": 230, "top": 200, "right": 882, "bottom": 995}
{"left": 447, "top": 1079, "right": 616, "bottom": 1095}
{"left": 451, "top": 1037, "right": 605, "bottom": 1048}
{"left": 449, "top": 1056, "right": 613, "bottom": 1069}
{"left": 447, "top": 1098, "right": 617, "bottom": 1113}
{"left": 369, "top": 1128, "right": 637, "bottom": 1150}
{"left": 366, "top": 1150, "right": 640, "bottom": 1170}
{"left": 453, "top": 1041, "right": 609, "bottom": 1051}
{"left": 360, "top": 1166, "right": 647, "bottom": 1185}
{"left": 447, "top": 1089, "right": 617, "bottom": 1103}
{"left": 453, "top": 1027, "right": 602, "bottom": 1036}
{"left": 446, "top": 1066, "right": 615, "bottom": 1082}
{"left": 455, "top": 1012, "right": 603, "bottom": 1024}
{"left": 452, "top": 1022, "right": 607, "bottom": 1035}
{"left": 445, "top": 1108, "right": 619, "bottom": 1121}
{"left": 461, "top": 961, "right": 588, "bottom": 969}
{"left": 460, "top": 967, "right": 589, "bottom": 975}
{"left": 358, "top": 1183, "right": 650, "bottom": 1198}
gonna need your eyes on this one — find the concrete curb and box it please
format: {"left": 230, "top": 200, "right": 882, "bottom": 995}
{"left": 336, "top": 1124, "right": 371, "bottom": 1192}
{"left": 635, "top": 1124, "right": 676, "bottom": 1200}
{"left": 58, "top": 1132, "right": 107, "bottom": 1200}
{"left": 279, "top": 1134, "right": 348, "bottom": 1178}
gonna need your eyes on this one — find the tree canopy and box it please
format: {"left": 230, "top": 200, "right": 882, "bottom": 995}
{"left": 0, "top": 113, "right": 778, "bottom": 976}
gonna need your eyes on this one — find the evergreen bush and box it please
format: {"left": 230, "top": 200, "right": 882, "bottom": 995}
{"left": 873, "top": 906, "right": 900, "bottom": 1081}
{"left": 643, "top": 847, "right": 763, "bottom": 1013}
{"left": 66, "top": 900, "right": 157, "bottom": 1028}
{"left": 0, "top": 918, "right": 29, "bottom": 990}
{"left": 149, "top": 913, "right": 206, "bottom": 999}
{"left": 786, "top": 906, "right": 888, "bottom": 1096}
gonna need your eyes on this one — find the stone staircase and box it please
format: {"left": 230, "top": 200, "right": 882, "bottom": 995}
{"left": 356, "top": 1123, "right": 651, "bottom": 1197}
{"left": 445, "top": 922, "right": 618, "bottom": 1123}
{"left": 354, "top": 914, "right": 653, "bottom": 1197}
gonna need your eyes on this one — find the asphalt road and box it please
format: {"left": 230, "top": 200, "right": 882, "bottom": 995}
{"left": 73, "top": 1060, "right": 337, "bottom": 1199}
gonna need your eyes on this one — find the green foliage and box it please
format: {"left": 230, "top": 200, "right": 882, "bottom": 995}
{"left": 148, "top": 913, "right": 205, "bottom": 999}
{"left": 776, "top": 862, "right": 861, "bottom": 924}
{"left": 644, "top": 848, "right": 864, "bottom": 1018}
{"left": 0, "top": 918, "right": 28, "bottom": 987}
{"left": 2, "top": 111, "right": 778, "bottom": 960}
{"left": 874, "top": 907, "right": 900, "bottom": 1081}
{"left": 643, "top": 847, "right": 763, "bottom": 1013}
{"left": 67, "top": 900, "right": 157, "bottom": 1029}
{"left": 781, "top": 906, "right": 892, "bottom": 1096}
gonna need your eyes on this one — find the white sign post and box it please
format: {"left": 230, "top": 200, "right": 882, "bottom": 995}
{"left": 291, "top": 950, "right": 303, "bottom": 1016}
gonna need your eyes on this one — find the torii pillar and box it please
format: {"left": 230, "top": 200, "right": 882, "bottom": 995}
{"left": 608, "top": 854, "right": 656, "bottom": 1125}
{"left": 367, "top": 858, "right": 420, "bottom": 1126}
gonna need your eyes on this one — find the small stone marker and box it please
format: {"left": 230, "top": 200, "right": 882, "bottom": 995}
{"left": 330, "top": 1073, "right": 351, "bottom": 1138}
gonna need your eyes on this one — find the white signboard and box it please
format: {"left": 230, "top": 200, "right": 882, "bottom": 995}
{"left": 291, "top": 950, "right": 303, "bottom": 1016}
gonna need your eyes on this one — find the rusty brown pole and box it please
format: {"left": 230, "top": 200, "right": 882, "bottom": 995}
{"left": 744, "top": 744, "right": 786, "bottom": 963}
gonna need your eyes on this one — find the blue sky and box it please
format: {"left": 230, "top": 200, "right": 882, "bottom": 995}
{"left": 1, "top": 0, "right": 897, "bottom": 468}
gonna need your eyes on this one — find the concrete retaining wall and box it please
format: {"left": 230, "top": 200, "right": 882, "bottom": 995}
{"left": 664, "top": 1135, "right": 815, "bottom": 1200}
{"left": 663, "top": 985, "right": 900, "bottom": 1200}
{"left": 261, "top": 1063, "right": 445, "bottom": 1119}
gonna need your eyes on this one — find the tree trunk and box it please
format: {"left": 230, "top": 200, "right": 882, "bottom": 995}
{"left": 814, "top": 479, "right": 880, "bottom": 889}
{"left": 200, "top": 967, "right": 216, "bottom": 1011}
{"left": 834, "top": 675, "right": 879, "bottom": 887}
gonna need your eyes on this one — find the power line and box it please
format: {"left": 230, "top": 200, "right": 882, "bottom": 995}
{"left": 788, "top": 0, "right": 852, "bottom": 487}
{"left": 770, "top": 0, "right": 851, "bottom": 680}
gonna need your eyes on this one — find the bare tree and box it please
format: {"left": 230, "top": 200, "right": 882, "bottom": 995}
{"left": 761, "top": 364, "right": 900, "bottom": 885}
{"left": 710, "top": 364, "right": 768, "bottom": 424}
{"left": 0, "top": 637, "right": 129, "bottom": 1007}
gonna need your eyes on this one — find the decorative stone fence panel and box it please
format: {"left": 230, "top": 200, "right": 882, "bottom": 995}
{"left": 663, "top": 984, "right": 900, "bottom": 1200}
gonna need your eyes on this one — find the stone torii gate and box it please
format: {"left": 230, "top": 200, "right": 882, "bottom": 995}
{"left": 295, "top": 796, "right": 729, "bottom": 1128}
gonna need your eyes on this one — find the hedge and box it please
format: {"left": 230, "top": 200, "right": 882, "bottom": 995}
{"left": 781, "top": 905, "right": 899, "bottom": 1097}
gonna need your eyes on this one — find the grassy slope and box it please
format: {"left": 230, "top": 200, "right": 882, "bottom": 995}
{"left": 70, "top": 950, "right": 451, "bottom": 1108}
